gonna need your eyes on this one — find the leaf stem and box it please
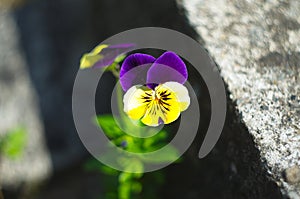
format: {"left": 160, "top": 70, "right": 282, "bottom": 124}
{"left": 116, "top": 82, "right": 124, "bottom": 119}
{"left": 112, "top": 64, "right": 128, "bottom": 129}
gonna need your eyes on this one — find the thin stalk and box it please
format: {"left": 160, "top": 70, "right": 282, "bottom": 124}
{"left": 111, "top": 65, "right": 127, "bottom": 128}
{"left": 116, "top": 83, "right": 123, "bottom": 118}
{"left": 0, "top": 157, "right": 3, "bottom": 199}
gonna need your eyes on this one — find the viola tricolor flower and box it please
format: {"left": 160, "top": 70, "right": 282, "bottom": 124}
{"left": 80, "top": 43, "right": 135, "bottom": 69}
{"left": 120, "top": 52, "right": 190, "bottom": 126}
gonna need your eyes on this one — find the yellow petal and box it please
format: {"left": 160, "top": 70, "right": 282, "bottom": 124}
{"left": 162, "top": 81, "right": 190, "bottom": 111}
{"left": 123, "top": 85, "right": 153, "bottom": 120}
{"left": 91, "top": 44, "right": 109, "bottom": 54}
{"left": 80, "top": 44, "right": 108, "bottom": 69}
{"left": 123, "top": 82, "right": 190, "bottom": 127}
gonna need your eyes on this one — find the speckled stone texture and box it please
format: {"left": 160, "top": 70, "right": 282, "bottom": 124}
{"left": 179, "top": 0, "right": 300, "bottom": 198}
{"left": 0, "top": 9, "right": 51, "bottom": 190}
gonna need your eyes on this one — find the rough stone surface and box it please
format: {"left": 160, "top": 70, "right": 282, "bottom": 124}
{"left": 284, "top": 165, "right": 300, "bottom": 184}
{"left": 0, "top": 9, "right": 51, "bottom": 188}
{"left": 180, "top": 0, "right": 300, "bottom": 198}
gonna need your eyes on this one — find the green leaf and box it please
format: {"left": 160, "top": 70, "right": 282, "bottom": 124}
{"left": 83, "top": 158, "right": 119, "bottom": 176}
{"left": 1, "top": 127, "right": 27, "bottom": 159}
{"left": 83, "top": 158, "right": 101, "bottom": 171}
{"left": 96, "top": 115, "right": 124, "bottom": 138}
{"left": 105, "top": 62, "right": 117, "bottom": 71}
{"left": 100, "top": 165, "right": 119, "bottom": 176}
{"left": 104, "top": 192, "right": 118, "bottom": 199}
{"left": 114, "top": 54, "right": 126, "bottom": 63}
{"left": 138, "top": 145, "right": 180, "bottom": 164}
{"left": 131, "top": 181, "right": 142, "bottom": 194}
{"left": 142, "top": 130, "right": 167, "bottom": 149}
{"left": 117, "top": 157, "right": 144, "bottom": 174}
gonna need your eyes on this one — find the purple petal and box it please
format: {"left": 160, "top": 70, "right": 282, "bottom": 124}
{"left": 93, "top": 43, "right": 135, "bottom": 68}
{"left": 109, "top": 43, "right": 135, "bottom": 49}
{"left": 146, "top": 51, "right": 187, "bottom": 85}
{"left": 120, "top": 53, "right": 155, "bottom": 91}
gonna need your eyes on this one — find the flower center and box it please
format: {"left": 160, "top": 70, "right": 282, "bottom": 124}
{"left": 152, "top": 91, "right": 161, "bottom": 101}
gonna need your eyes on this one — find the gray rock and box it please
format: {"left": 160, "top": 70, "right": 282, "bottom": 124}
{"left": 284, "top": 165, "right": 300, "bottom": 184}
{"left": 0, "top": 8, "right": 51, "bottom": 189}
{"left": 180, "top": 0, "right": 300, "bottom": 198}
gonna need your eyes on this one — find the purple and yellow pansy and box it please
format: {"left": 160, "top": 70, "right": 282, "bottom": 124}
{"left": 79, "top": 44, "right": 190, "bottom": 127}
{"left": 120, "top": 52, "right": 190, "bottom": 126}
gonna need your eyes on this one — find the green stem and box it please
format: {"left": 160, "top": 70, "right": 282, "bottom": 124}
{"left": 116, "top": 82, "right": 124, "bottom": 120}
{"left": 111, "top": 65, "right": 127, "bottom": 129}
{"left": 0, "top": 156, "right": 3, "bottom": 199}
